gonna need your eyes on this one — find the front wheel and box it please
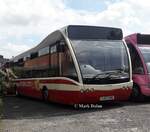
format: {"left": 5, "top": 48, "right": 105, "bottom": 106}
{"left": 42, "top": 88, "right": 49, "bottom": 102}
{"left": 130, "top": 84, "right": 145, "bottom": 101}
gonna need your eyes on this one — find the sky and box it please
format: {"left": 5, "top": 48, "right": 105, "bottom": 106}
{"left": 0, "top": 0, "right": 150, "bottom": 58}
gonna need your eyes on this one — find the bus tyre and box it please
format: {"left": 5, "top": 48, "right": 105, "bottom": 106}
{"left": 130, "top": 84, "right": 145, "bottom": 102}
{"left": 42, "top": 88, "right": 49, "bottom": 102}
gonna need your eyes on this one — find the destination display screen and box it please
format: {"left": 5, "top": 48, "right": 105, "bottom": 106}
{"left": 67, "top": 25, "right": 123, "bottom": 40}
{"left": 137, "top": 33, "right": 150, "bottom": 44}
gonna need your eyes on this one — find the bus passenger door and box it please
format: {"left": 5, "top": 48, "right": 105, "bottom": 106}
{"left": 58, "top": 41, "right": 78, "bottom": 82}
{"left": 57, "top": 40, "right": 79, "bottom": 104}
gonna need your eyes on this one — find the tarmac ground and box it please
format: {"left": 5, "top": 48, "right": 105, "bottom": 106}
{"left": 1, "top": 96, "right": 150, "bottom": 132}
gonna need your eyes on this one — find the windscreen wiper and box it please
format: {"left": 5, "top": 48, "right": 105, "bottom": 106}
{"left": 92, "top": 70, "right": 127, "bottom": 80}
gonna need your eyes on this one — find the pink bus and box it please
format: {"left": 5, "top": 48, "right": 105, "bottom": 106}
{"left": 125, "top": 33, "right": 150, "bottom": 100}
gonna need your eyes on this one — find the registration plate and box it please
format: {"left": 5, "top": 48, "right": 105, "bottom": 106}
{"left": 100, "top": 96, "right": 114, "bottom": 101}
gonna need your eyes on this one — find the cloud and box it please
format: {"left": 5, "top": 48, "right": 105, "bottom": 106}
{"left": 0, "top": 0, "right": 150, "bottom": 58}
{"left": 0, "top": 42, "right": 31, "bottom": 58}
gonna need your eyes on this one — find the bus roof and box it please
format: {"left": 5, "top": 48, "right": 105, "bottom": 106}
{"left": 11, "top": 25, "right": 123, "bottom": 62}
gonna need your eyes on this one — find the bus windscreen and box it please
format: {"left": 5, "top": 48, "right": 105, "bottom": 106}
{"left": 67, "top": 25, "right": 123, "bottom": 40}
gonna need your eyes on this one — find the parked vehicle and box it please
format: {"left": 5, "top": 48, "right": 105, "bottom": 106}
{"left": 125, "top": 33, "right": 150, "bottom": 100}
{"left": 9, "top": 25, "right": 132, "bottom": 105}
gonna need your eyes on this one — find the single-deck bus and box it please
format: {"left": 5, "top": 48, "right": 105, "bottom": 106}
{"left": 125, "top": 33, "right": 150, "bottom": 100}
{"left": 10, "top": 25, "right": 132, "bottom": 104}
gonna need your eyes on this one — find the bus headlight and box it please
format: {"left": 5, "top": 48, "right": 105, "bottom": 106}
{"left": 147, "top": 83, "right": 150, "bottom": 88}
{"left": 142, "top": 83, "right": 150, "bottom": 88}
{"left": 90, "top": 88, "right": 95, "bottom": 92}
{"left": 80, "top": 89, "right": 84, "bottom": 93}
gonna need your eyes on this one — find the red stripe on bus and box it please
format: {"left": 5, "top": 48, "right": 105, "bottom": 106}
{"left": 15, "top": 79, "right": 77, "bottom": 85}
{"left": 17, "top": 87, "right": 132, "bottom": 105}
{"left": 40, "top": 79, "right": 77, "bottom": 85}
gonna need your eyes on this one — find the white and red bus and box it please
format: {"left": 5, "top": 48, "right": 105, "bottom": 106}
{"left": 10, "top": 25, "right": 132, "bottom": 105}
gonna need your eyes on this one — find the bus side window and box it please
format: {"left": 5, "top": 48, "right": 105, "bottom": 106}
{"left": 127, "top": 44, "right": 144, "bottom": 74}
{"left": 50, "top": 44, "right": 59, "bottom": 77}
{"left": 12, "top": 58, "right": 25, "bottom": 78}
{"left": 59, "top": 41, "right": 78, "bottom": 81}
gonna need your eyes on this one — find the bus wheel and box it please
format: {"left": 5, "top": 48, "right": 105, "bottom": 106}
{"left": 42, "top": 87, "right": 49, "bottom": 101}
{"left": 130, "top": 84, "right": 145, "bottom": 101}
